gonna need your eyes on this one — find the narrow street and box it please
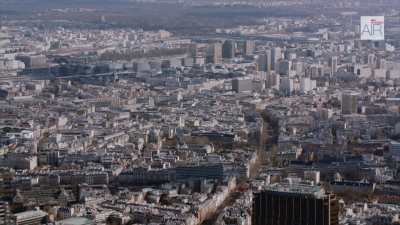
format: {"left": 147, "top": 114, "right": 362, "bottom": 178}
{"left": 201, "top": 191, "right": 242, "bottom": 225}
{"left": 200, "top": 111, "right": 275, "bottom": 225}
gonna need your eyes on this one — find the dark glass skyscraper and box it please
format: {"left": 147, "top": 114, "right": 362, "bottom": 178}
{"left": 222, "top": 40, "right": 235, "bottom": 59}
{"left": 252, "top": 184, "right": 339, "bottom": 225}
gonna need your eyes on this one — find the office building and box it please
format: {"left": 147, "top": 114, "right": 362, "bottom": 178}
{"left": 278, "top": 60, "right": 291, "bottom": 75}
{"left": 279, "top": 77, "right": 294, "bottom": 96}
{"left": 257, "top": 50, "right": 272, "bottom": 72}
{"left": 377, "top": 57, "right": 386, "bottom": 69}
{"left": 12, "top": 210, "right": 47, "bottom": 225}
{"left": 300, "top": 77, "right": 315, "bottom": 94}
{"left": 341, "top": 91, "right": 359, "bottom": 114}
{"left": 118, "top": 167, "right": 172, "bottom": 185}
{"left": 0, "top": 153, "right": 37, "bottom": 170}
{"left": 252, "top": 184, "right": 339, "bottom": 225}
{"left": 232, "top": 79, "right": 253, "bottom": 93}
{"left": 304, "top": 171, "right": 321, "bottom": 184}
{"left": 222, "top": 40, "right": 235, "bottom": 59}
{"left": 175, "top": 164, "right": 224, "bottom": 180}
{"left": 271, "top": 47, "right": 282, "bottom": 71}
{"left": 207, "top": 43, "right": 222, "bottom": 64}
{"left": 257, "top": 54, "right": 268, "bottom": 72}
{"left": 329, "top": 56, "right": 338, "bottom": 77}
{"left": 308, "top": 64, "right": 324, "bottom": 78}
{"left": 265, "top": 72, "right": 280, "bottom": 89}
{"left": 244, "top": 40, "right": 255, "bottom": 56}
{"left": 237, "top": 40, "right": 254, "bottom": 56}
{"left": 390, "top": 141, "right": 400, "bottom": 161}
{"left": 15, "top": 55, "right": 47, "bottom": 69}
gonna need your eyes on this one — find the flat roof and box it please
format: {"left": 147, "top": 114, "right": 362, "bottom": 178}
{"left": 57, "top": 217, "right": 93, "bottom": 225}
{"left": 14, "top": 210, "right": 47, "bottom": 220}
{"left": 262, "top": 183, "right": 327, "bottom": 198}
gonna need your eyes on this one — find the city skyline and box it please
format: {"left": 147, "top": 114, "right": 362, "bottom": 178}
{"left": 0, "top": 0, "right": 400, "bottom": 225}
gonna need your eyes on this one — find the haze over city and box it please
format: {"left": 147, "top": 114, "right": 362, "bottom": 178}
{"left": 0, "top": 0, "right": 400, "bottom": 225}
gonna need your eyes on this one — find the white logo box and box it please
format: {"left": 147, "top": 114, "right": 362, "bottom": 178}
{"left": 360, "top": 16, "right": 385, "bottom": 41}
